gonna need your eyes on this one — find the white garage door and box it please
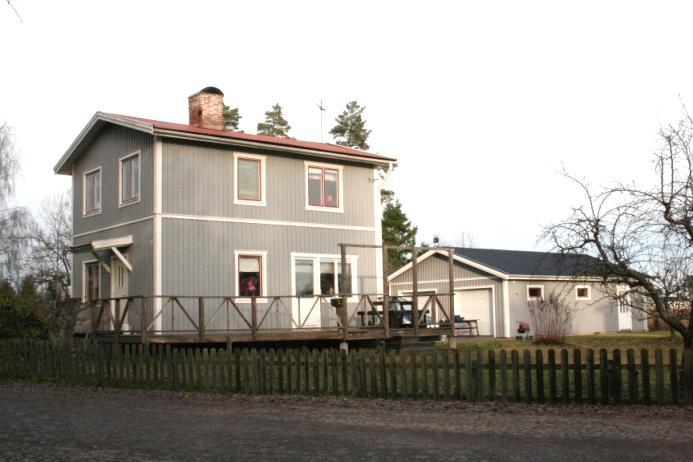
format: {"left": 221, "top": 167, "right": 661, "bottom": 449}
{"left": 455, "top": 289, "right": 493, "bottom": 336}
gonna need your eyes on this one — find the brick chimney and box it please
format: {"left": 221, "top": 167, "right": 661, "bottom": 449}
{"left": 188, "top": 86, "right": 225, "bottom": 131}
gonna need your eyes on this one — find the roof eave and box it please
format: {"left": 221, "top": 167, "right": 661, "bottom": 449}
{"left": 53, "top": 112, "right": 154, "bottom": 175}
{"left": 152, "top": 127, "right": 397, "bottom": 167}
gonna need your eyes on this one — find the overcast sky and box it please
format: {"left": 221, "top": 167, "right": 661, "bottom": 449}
{"left": 2, "top": 1, "right": 692, "bottom": 251}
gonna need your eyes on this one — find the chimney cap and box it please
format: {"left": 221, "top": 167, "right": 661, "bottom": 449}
{"left": 189, "top": 86, "right": 224, "bottom": 98}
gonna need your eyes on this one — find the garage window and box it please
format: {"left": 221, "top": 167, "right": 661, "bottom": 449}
{"left": 576, "top": 286, "right": 591, "bottom": 300}
{"left": 527, "top": 286, "right": 544, "bottom": 300}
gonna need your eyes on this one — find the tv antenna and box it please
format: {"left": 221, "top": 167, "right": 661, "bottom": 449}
{"left": 316, "top": 100, "right": 326, "bottom": 142}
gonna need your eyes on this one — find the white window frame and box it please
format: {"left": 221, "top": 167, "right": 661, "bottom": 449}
{"left": 118, "top": 150, "right": 141, "bottom": 207}
{"left": 526, "top": 285, "right": 544, "bottom": 301}
{"left": 290, "top": 252, "right": 358, "bottom": 301}
{"left": 82, "top": 166, "right": 102, "bottom": 217}
{"left": 304, "top": 161, "right": 344, "bottom": 213}
{"left": 81, "top": 259, "right": 101, "bottom": 302}
{"left": 234, "top": 250, "right": 268, "bottom": 302}
{"left": 234, "top": 152, "right": 266, "bottom": 207}
{"left": 575, "top": 285, "right": 591, "bottom": 300}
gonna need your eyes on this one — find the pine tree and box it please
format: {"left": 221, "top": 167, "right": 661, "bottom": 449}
{"left": 381, "top": 189, "right": 418, "bottom": 270}
{"left": 257, "top": 103, "right": 291, "bottom": 137}
{"left": 329, "top": 101, "right": 371, "bottom": 150}
{"left": 223, "top": 105, "right": 242, "bottom": 131}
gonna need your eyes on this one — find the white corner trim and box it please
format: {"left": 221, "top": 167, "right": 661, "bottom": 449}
{"left": 304, "top": 161, "right": 344, "bottom": 214}
{"left": 117, "top": 150, "right": 142, "bottom": 208}
{"left": 233, "top": 152, "right": 267, "bottom": 207}
{"left": 502, "top": 280, "right": 511, "bottom": 338}
{"left": 373, "top": 167, "right": 384, "bottom": 294}
{"left": 153, "top": 137, "right": 163, "bottom": 331}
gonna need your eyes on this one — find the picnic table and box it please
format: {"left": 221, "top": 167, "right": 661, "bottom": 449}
{"left": 454, "top": 319, "right": 480, "bottom": 336}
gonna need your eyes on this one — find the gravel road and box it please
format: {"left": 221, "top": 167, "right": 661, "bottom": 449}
{"left": 0, "top": 381, "right": 691, "bottom": 461}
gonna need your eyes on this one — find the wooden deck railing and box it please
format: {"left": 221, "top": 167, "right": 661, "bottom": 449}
{"left": 1, "top": 339, "right": 691, "bottom": 405}
{"left": 73, "top": 293, "right": 457, "bottom": 342}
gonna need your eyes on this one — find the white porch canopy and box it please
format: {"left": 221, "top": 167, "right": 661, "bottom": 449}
{"left": 90, "top": 235, "right": 133, "bottom": 273}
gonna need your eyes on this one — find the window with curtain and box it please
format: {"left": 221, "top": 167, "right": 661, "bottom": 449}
{"left": 307, "top": 166, "right": 339, "bottom": 208}
{"left": 238, "top": 255, "right": 262, "bottom": 297}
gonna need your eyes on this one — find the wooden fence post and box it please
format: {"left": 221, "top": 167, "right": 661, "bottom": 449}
{"left": 382, "top": 246, "right": 390, "bottom": 340}
{"left": 641, "top": 349, "right": 651, "bottom": 405}
{"left": 573, "top": 349, "right": 582, "bottom": 404}
{"left": 627, "top": 349, "right": 637, "bottom": 404}
{"left": 669, "top": 349, "right": 678, "bottom": 405}
{"left": 535, "top": 350, "right": 544, "bottom": 404}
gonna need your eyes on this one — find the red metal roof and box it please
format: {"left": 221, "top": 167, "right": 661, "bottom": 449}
{"left": 111, "top": 114, "right": 396, "bottom": 162}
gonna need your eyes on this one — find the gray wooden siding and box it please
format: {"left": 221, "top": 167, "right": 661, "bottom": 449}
{"left": 72, "top": 125, "right": 153, "bottom": 235}
{"left": 388, "top": 254, "right": 505, "bottom": 335}
{"left": 160, "top": 219, "right": 379, "bottom": 331}
{"left": 161, "top": 140, "right": 375, "bottom": 227}
{"left": 72, "top": 220, "right": 154, "bottom": 299}
{"left": 507, "top": 280, "right": 626, "bottom": 334}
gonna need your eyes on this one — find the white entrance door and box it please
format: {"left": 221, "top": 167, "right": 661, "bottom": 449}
{"left": 293, "top": 259, "right": 322, "bottom": 328}
{"left": 454, "top": 289, "right": 493, "bottom": 336}
{"left": 110, "top": 256, "right": 129, "bottom": 330}
{"left": 617, "top": 298, "right": 632, "bottom": 331}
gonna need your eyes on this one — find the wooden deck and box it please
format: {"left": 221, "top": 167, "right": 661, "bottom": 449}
{"left": 85, "top": 327, "right": 451, "bottom": 345}
{"left": 75, "top": 293, "right": 457, "bottom": 346}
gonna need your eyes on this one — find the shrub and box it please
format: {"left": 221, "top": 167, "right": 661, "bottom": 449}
{"left": 528, "top": 292, "right": 574, "bottom": 345}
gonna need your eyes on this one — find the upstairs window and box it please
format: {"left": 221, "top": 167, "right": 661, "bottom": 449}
{"left": 306, "top": 163, "right": 342, "bottom": 211}
{"left": 234, "top": 153, "right": 266, "bottom": 206}
{"left": 120, "top": 152, "right": 140, "bottom": 206}
{"left": 83, "top": 167, "right": 102, "bottom": 216}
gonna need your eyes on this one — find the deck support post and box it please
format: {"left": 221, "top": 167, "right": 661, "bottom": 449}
{"left": 91, "top": 301, "right": 97, "bottom": 338}
{"left": 448, "top": 248, "right": 456, "bottom": 339}
{"left": 382, "top": 245, "right": 390, "bottom": 339}
{"left": 340, "top": 341, "right": 349, "bottom": 354}
{"left": 251, "top": 297, "right": 258, "bottom": 340}
{"left": 412, "top": 246, "right": 419, "bottom": 337}
{"left": 114, "top": 298, "right": 121, "bottom": 348}
{"left": 198, "top": 297, "right": 205, "bottom": 342}
{"left": 339, "top": 244, "right": 349, "bottom": 340}
{"left": 140, "top": 297, "right": 148, "bottom": 344}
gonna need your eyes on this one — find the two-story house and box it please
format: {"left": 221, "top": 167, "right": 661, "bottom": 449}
{"left": 54, "top": 87, "right": 395, "bottom": 335}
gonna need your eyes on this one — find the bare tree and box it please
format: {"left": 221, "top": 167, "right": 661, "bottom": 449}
{"left": 528, "top": 290, "right": 575, "bottom": 345}
{"left": 0, "top": 123, "right": 31, "bottom": 286}
{"left": 30, "top": 192, "right": 75, "bottom": 338}
{"left": 544, "top": 109, "right": 693, "bottom": 356}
